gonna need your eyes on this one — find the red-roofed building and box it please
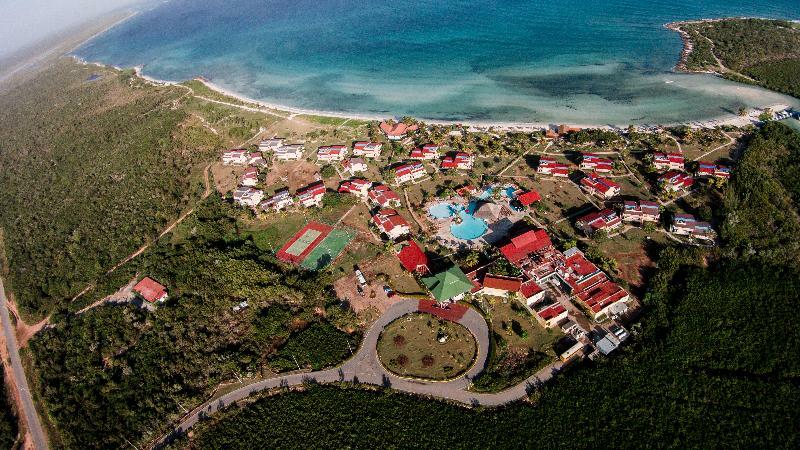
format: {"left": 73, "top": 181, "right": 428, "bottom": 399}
{"left": 558, "top": 248, "right": 629, "bottom": 320}
{"left": 222, "top": 149, "right": 248, "bottom": 165}
{"left": 368, "top": 184, "right": 401, "bottom": 208}
{"left": 352, "top": 141, "right": 383, "bottom": 158}
{"left": 342, "top": 157, "right": 368, "bottom": 175}
{"left": 380, "top": 121, "right": 418, "bottom": 140}
{"left": 659, "top": 170, "right": 694, "bottom": 192}
{"left": 394, "top": 162, "right": 427, "bottom": 184}
{"left": 477, "top": 274, "right": 522, "bottom": 298}
{"left": 653, "top": 152, "right": 685, "bottom": 171}
{"left": 516, "top": 189, "right": 542, "bottom": 206}
{"left": 520, "top": 280, "right": 546, "bottom": 305}
{"left": 440, "top": 152, "right": 474, "bottom": 170}
{"left": 621, "top": 200, "right": 660, "bottom": 224}
{"left": 580, "top": 153, "right": 614, "bottom": 173}
{"left": 240, "top": 166, "right": 259, "bottom": 187}
{"left": 695, "top": 161, "right": 730, "bottom": 179}
{"left": 396, "top": 240, "right": 429, "bottom": 274}
{"left": 317, "top": 145, "right": 348, "bottom": 162}
{"left": 296, "top": 181, "right": 326, "bottom": 208}
{"left": 576, "top": 208, "right": 622, "bottom": 236}
{"left": 537, "top": 157, "right": 570, "bottom": 177}
{"left": 133, "top": 277, "right": 168, "bottom": 303}
{"left": 671, "top": 213, "right": 716, "bottom": 241}
{"left": 500, "top": 229, "right": 553, "bottom": 264}
{"left": 338, "top": 178, "right": 372, "bottom": 198}
{"left": 372, "top": 209, "right": 411, "bottom": 240}
{"left": 580, "top": 173, "right": 621, "bottom": 199}
{"left": 530, "top": 298, "right": 568, "bottom": 328}
{"left": 410, "top": 146, "right": 439, "bottom": 160}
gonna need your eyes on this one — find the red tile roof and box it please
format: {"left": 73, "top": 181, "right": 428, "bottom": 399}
{"left": 517, "top": 190, "right": 541, "bottom": 206}
{"left": 520, "top": 280, "right": 544, "bottom": 299}
{"left": 501, "top": 229, "right": 553, "bottom": 264}
{"left": 133, "top": 277, "right": 167, "bottom": 303}
{"left": 397, "top": 240, "right": 429, "bottom": 273}
{"left": 482, "top": 274, "right": 522, "bottom": 292}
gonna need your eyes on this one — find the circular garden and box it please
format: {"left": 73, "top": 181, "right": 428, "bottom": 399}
{"left": 376, "top": 312, "right": 477, "bottom": 380}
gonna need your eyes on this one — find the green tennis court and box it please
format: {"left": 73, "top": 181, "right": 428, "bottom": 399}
{"left": 300, "top": 229, "right": 356, "bottom": 270}
{"left": 285, "top": 228, "right": 322, "bottom": 256}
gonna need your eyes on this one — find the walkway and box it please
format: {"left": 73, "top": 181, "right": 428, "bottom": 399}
{"left": 152, "top": 298, "right": 563, "bottom": 448}
{"left": 1, "top": 277, "right": 47, "bottom": 450}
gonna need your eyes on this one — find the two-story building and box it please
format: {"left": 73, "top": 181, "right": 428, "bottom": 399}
{"left": 621, "top": 200, "right": 660, "bottom": 223}
{"left": 575, "top": 208, "right": 623, "bottom": 236}
{"left": 537, "top": 157, "right": 570, "bottom": 177}
{"left": 580, "top": 153, "right": 614, "bottom": 173}
{"left": 580, "top": 173, "right": 621, "bottom": 199}
{"left": 296, "top": 182, "right": 326, "bottom": 208}
{"left": 372, "top": 208, "right": 411, "bottom": 240}
{"left": 352, "top": 141, "right": 383, "bottom": 158}
{"left": 394, "top": 162, "right": 427, "bottom": 184}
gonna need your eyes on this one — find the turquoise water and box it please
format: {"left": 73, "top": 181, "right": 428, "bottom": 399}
{"left": 451, "top": 211, "right": 488, "bottom": 240}
{"left": 429, "top": 203, "right": 455, "bottom": 219}
{"left": 75, "top": 0, "right": 800, "bottom": 124}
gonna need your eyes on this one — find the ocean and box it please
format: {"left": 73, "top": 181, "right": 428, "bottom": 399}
{"left": 74, "top": 0, "right": 800, "bottom": 124}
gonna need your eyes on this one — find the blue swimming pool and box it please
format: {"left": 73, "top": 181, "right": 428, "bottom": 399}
{"left": 451, "top": 211, "right": 488, "bottom": 240}
{"left": 428, "top": 202, "right": 455, "bottom": 219}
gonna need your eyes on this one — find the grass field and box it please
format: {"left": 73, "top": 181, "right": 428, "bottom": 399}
{"left": 377, "top": 313, "right": 477, "bottom": 380}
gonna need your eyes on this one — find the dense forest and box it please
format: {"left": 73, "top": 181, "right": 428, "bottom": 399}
{"left": 681, "top": 19, "right": 800, "bottom": 97}
{"left": 0, "top": 370, "right": 18, "bottom": 449}
{"left": 179, "top": 124, "right": 800, "bottom": 449}
{"left": 27, "top": 195, "right": 357, "bottom": 449}
{"left": 0, "top": 61, "right": 220, "bottom": 319}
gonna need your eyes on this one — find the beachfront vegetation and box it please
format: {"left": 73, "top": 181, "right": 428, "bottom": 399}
{"left": 680, "top": 18, "right": 800, "bottom": 98}
{"left": 177, "top": 246, "right": 800, "bottom": 448}
{"left": 26, "top": 194, "right": 360, "bottom": 449}
{"left": 0, "top": 60, "right": 220, "bottom": 320}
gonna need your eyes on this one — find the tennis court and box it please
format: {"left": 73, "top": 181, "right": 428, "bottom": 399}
{"left": 300, "top": 229, "right": 356, "bottom": 270}
{"left": 276, "top": 222, "right": 333, "bottom": 265}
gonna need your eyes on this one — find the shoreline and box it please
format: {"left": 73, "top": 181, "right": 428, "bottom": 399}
{"left": 67, "top": 14, "right": 795, "bottom": 132}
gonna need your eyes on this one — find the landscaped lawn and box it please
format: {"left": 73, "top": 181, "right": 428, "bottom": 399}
{"left": 377, "top": 313, "right": 477, "bottom": 380}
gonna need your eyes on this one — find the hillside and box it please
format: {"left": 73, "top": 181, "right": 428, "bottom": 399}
{"left": 0, "top": 60, "right": 221, "bottom": 319}
{"left": 673, "top": 18, "right": 800, "bottom": 98}
{"left": 177, "top": 124, "right": 800, "bottom": 449}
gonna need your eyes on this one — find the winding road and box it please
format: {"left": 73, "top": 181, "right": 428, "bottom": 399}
{"left": 152, "top": 299, "right": 563, "bottom": 448}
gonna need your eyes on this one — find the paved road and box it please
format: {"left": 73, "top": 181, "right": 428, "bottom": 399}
{"left": 0, "top": 277, "right": 47, "bottom": 450}
{"left": 152, "top": 299, "right": 563, "bottom": 448}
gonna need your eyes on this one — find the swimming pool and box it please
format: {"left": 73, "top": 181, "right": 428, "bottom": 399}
{"left": 428, "top": 202, "right": 455, "bottom": 219}
{"left": 451, "top": 211, "right": 488, "bottom": 240}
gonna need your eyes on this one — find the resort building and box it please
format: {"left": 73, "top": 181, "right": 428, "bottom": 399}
{"left": 372, "top": 208, "right": 411, "bottom": 240}
{"left": 580, "top": 173, "right": 621, "bottom": 199}
{"left": 409, "top": 146, "right": 439, "bottom": 161}
{"left": 296, "top": 181, "right": 326, "bottom": 208}
{"left": 342, "top": 157, "right": 368, "bottom": 175}
{"left": 621, "top": 200, "right": 660, "bottom": 224}
{"left": 658, "top": 170, "right": 694, "bottom": 192}
{"left": 260, "top": 189, "right": 294, "bottom": 212}
{"left": 352, "top": 141, "right": 383, "bottom": 158}
{"left": 580, "top": 154, "right": 614, "bottom": 173}
{"left": 133, "top": 277, "right": 168, "bottom": 303}
{"left": 695, "top": 161, "right": 731, "bottom": 179}
{"left": 248, "top": 151, "right": 267, "bottom": 167}
{"left": 515, "top": 189, "right": 542, "bottom": 208}
{"left": 421, "top": 265, "right": 474, "bottom": 303}
{"left": 259, "top": 137, "right": 285, "bottom": 151}
{"left": 317, "top": 145, "right": 348, "bottom": 162}
{"left": 274, "top": 144, "right": 304, "bottom": 161}
{"left": 338, "top": 178, "right": 372, "bottom": 199}
{"left": 240, "top": 167, "right": 259, "bottom": 187}
{"left": 380, "top": 121, "right": 418, "bottom": 140}
{"left": 653, "top": 152, "right": 685, "bottom": 171}
{"left": 530, "top": 297, "right": 568, "bottom": 328}
{"left": 475, "top": 274, "right": 522, "bottom": 298}
{"left": 233, "top": 186, "right": 264, "bottom": 207}
{"left": 394, "top": 162, "right": 427, "bottom": 184}
{"left": 558, "top": 248, "right": 630, "bottom": 320}
{"left": 368, "top": 184, "right": 401, "bottom": 208}
{"left": 671, "top": 214, "right": 716, "bottom": 241}
{"left": 520, "top": 280, "right": 546, "bottom": 306}
{"left": 576, "top": 208, "right": 623, "bottom": 236}
{"left": 500, "top": 229, "right": 554, "bottom": 266}
{"left": 222, "top": 149, "right": 248, "bottom": 165}
{"left": 440, "top": 152, "right": 474, "bottom": 170}
{"left": 537, "top": 157, "right": 570, "bottom": 177}
{"left": 396, "top": 239, "right": 429, "bottom": 274}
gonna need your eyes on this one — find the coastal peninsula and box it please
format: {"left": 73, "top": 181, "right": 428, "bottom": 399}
{"left": 667, "top": 18, "right": 800, "bottom": 98}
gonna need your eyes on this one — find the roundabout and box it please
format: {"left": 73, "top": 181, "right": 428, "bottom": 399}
{"left": 377, "top": 312, "right": 478, "bottom": 381}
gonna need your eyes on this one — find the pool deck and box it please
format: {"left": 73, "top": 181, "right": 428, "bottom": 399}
{"left": 424, "top": 195, "right": 527, "bottom": 251}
